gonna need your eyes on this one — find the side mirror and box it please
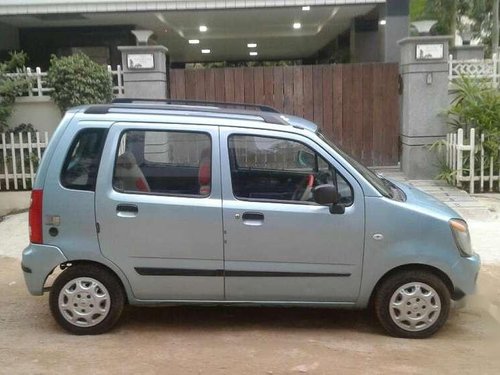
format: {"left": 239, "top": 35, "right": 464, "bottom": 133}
{"left": 313, "top": 184, "right": 340, "bottom": 205}
{"left": 313, "top": 184, "right": 345, "bottom": 214}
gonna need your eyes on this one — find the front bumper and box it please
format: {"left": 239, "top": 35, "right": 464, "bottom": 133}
{"left": 450, "top": 252, "right": 481, "bottom": 298}
{"left": 22, "top": 244, "right": 67, "bottom": 296}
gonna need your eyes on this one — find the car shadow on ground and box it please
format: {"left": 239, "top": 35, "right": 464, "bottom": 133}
{"left": 119, "top": 304, "right": 384, "bottom": 336}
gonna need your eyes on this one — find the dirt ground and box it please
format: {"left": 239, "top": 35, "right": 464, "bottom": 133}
{"left": 0, "top": 256, "right": 499, "bottom": 375}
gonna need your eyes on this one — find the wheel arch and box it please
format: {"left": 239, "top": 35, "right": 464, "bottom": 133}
{"left": 368, "top": 263, "right": 456, "bottom": 308}
{"left": 49, "top": 259, "right": 131, "bottom": 303}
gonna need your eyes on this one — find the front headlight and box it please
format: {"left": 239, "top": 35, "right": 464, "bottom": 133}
{"left": 449, "top": 219, "right": 473, "bottom": 257}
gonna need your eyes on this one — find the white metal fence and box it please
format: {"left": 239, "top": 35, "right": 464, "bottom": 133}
{"left": 446, "top": 128, "right": 500, "bottom": 194}
{"left": 0, "top": 131, "right": 50, "bottom": 191}
{"left": 6, "top": 65, "right": 124, "bottom": 97}
{"left": 448, "top": 54, "right": 500, "bottom": 87}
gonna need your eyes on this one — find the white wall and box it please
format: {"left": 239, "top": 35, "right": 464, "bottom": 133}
{"left": 8, "top": 97, "right": 62, "bottom": 135}
{"left": 0, "top": 191, "right": 30, "bottom": 216}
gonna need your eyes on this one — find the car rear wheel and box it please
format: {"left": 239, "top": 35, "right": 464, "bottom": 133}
{"left": 49, "top": 264, "right": 125, "bottom": 335}
{"left": 374, "top": 270, "right": 451, "bottom": 338}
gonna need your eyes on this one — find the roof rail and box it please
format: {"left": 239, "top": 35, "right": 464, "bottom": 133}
{"left": 112, "top": 98, "right": 280, "bottom": 113}
{"left": 84, "top": 103, "right": 289, "bottom": 125}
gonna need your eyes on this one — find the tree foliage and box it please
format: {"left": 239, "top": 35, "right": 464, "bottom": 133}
{"left": 411, "top": 0, "right": 497, "bottom": 52}
{"left": 47, "top": 53, "right": 113, "bottom": 113}
{"left": 0, "top": 51, "right": 30, "bottom": 130}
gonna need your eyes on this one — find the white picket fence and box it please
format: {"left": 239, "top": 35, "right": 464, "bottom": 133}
{"left": 6, "top": 65, "right": 124, "bottom": 97}
{"left": 448, "top": 54, "right": 500, "bottom": 88}
{"left": 446, "top": 128, "right": 500, "bottom": 194}
{"left": 0, "top": 131, "right": 49, "bottom": 191}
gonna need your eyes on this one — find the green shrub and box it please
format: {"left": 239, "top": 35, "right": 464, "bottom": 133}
{"left": 47, "top": 53, "right": 113, "bottom": 112}
{"left": 448, "top": 75, "right": 500, "bottom": 159}
{"left": 0, "top": 51, "right": 31, "bottom": 131}
{"left": 433, "top": 76, "right": 500, "bottom": 187}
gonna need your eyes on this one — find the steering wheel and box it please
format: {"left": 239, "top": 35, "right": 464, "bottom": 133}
{"left": 292, "top": 174, "right": 315, "bottom": 201}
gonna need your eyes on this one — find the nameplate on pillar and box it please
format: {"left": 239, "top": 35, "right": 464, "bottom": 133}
{"left": 127, "top": 53, "right": 155, "bottom": 70}
{"left": 415, "top": 43, "right": 444, "bottom": 60}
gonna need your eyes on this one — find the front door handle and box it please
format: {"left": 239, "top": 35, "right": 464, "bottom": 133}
{"left": 241, "top": 212, "right": 264, "bottom": 226}
{"left": 116, "top": 204, "right": 138, "bottom": 218}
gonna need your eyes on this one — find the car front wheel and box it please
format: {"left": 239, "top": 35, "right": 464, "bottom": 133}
{"left": 374, "top": 270, "right": 451, "bottom": 338}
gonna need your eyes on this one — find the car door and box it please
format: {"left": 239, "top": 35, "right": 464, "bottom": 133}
{"left": 220, "top": 127, "right": 365, "bottom": 302}
{"left": 95, "top": 122, "right": 224, "bottom": 301}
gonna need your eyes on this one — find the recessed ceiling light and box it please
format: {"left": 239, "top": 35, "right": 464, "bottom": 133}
{"left": 199, "top": 25, "right": 208, "bottom": 32}
{"left": 293, "top": 22, "right": 302, "bottom": 30}
{"left": 247, "top": 43, "right": 257, "bottom": 48}
{"left": 201, "top": 49, "right": 211, "bottom": 54}
{"left": 189, "top": 39, "right": 200, "bottom": 44}
{"left": 379, "top": 19, "right": 387, "bottom": 25}
{"left": 249, "top": 51, "right": 258, "bottom": 56}
{"left": 302, "top": 6, "right": 310, "bottom": 11}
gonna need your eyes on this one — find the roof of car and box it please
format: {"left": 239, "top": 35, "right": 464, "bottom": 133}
{"left": 71, "top": 99, "right": 319, "bottom": 133}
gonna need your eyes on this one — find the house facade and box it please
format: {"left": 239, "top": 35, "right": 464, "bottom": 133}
{"left": 0, "top": 0, "right": 409, "bottom": 68}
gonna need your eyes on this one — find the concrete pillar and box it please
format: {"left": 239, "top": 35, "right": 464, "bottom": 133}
{"left": 399, "top": 36, "right": 452, "bottom": 179}
{"left": 381, "top": 0, "right": 410, "bottom": 63}
{"left": 117, "top": 44, "right": 169, "bottom": 99}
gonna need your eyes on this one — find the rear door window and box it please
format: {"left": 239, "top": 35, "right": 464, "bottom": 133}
{"left": 60, "top": 128, "right": 107, "bottom": 191}
{"left": 113, "top": 130, "right": 212, "bottom": 197}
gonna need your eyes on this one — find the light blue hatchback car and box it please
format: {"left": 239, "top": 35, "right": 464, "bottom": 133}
{"left": 22, "top": 99, "right": 480, "bottom": 338}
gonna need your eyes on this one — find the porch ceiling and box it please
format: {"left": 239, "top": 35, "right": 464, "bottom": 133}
{"left": 0, "top": 5, "right": 377, "bottom": 62}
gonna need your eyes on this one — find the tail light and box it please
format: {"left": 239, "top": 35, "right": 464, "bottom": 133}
{"left": 29, "top": 189, "right": 43, "bottom": 244}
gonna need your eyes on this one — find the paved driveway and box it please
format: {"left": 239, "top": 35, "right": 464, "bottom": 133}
{"left": 0, "top": 195, "right": 499, "bottom": 374}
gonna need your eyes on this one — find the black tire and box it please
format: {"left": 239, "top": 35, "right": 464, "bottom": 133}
{"left": 374, "top": 270, "right": 451, "bottom": 339}
{"left": 49, "top": 264, "right": 125, "bottom": 335}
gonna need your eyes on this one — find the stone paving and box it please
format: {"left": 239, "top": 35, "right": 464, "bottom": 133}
{"left": 375, "top": 167, "right": 495, "bottom": 221}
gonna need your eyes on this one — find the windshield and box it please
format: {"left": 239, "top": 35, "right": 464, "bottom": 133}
{"left": 317, "top": 132, "right": 393, "bottom": 198}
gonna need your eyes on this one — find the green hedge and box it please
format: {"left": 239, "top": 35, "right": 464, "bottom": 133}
{"left": 47, "top": 53, "right": 113, "bottom": 112}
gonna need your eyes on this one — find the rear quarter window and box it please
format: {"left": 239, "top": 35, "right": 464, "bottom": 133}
{"left": 60, "top": 128, "right": 107, "bottom": 191}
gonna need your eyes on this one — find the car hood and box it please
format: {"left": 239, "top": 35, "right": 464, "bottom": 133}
{"left": 387, "top": 178, "right": 463, "bottom": 221}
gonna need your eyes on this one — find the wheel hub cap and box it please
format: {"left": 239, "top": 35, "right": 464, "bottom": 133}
{"left": 58, "top": 277, "right": 111, "bottom": 327}
{"left": 389, "top": 282, "right": 441, "bottom": 332}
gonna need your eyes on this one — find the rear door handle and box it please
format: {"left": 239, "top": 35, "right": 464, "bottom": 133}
{"left": 241, "top": 212, "right": 264, "bottom": 226}
{"left": 116, "top": 204, "right": 138, "bottom": 218}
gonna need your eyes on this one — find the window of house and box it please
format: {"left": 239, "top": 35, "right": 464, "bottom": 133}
{"left": 60, "top": 128, "right": 107, "bottom": 191}
{"left": 113, "top": 130, "right": 211, "bottom": 197}
{"left": 228, "top": 134, "right": 353, "bottom": 205}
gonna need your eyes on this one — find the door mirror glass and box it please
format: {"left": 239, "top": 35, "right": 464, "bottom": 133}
{"left": 297, "top": 150, "right": 315, "bottom": 169}
{"left": 312, "top": 184, "right": 340, "bottom": 205}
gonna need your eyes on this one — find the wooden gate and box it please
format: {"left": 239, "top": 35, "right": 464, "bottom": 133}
{"left": 169, "top": 64, "right": 399, "bottom": 166}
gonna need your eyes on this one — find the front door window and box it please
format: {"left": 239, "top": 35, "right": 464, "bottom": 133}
{"left": 228, "top": 134, "right": 353, "bottom": 205}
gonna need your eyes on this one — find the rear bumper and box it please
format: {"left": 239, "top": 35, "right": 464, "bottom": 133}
{"left": 450, "top": 252, "right": 481, "bottom": 299}
{"left": 22, "top": 244, "right": 67, "bottom": 296}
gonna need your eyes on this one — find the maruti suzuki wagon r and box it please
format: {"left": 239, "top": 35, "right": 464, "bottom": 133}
{"left": 22, "top": 99, "right": 480, "bottom": 338}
